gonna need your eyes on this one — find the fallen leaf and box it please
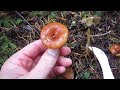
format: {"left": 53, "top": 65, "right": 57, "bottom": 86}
{"left": 62, "top": 67, "right": 74, "bottom": 79}
{"left": 92, "top": 16, "right": 101, "bottom": 26}
{"left": 81, "top": 16, "right": 101, "bottom": 27}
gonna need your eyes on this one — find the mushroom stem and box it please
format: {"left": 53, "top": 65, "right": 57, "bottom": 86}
{"left": 89, "top": 47, "right": 114, "bottom": 79}
{"left": 99, "top": 59, "right": 114, "bottom": 79}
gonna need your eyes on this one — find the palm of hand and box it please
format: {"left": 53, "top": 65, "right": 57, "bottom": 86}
{"left": 0, "top": 40, "right": 72, "bottom": 79}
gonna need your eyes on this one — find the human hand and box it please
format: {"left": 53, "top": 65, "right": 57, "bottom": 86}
{"left": 0, "top": 39, "right": 72, "bottom": 79}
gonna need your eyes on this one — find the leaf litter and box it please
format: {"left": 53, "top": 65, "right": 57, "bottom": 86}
{"left": 0, "top": 11, "right": 120, "bottom": 79}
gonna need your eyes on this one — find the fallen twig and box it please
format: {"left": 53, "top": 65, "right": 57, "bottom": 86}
{"left": 15, "top": 11, "right": 39, "bottom": 36}
{"left": 90, "top": 31, "right": 112, "bottom": 37}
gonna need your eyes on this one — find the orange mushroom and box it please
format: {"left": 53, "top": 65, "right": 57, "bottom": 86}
{"left": 109, "top": 44, "right": 120, "bottom": 56}
{"left": 40, "top": 22, "right": 69, "bottom": 49}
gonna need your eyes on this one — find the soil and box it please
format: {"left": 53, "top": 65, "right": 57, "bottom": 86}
{"left": 1, "top": 11, "right": 120, "bottom": 79}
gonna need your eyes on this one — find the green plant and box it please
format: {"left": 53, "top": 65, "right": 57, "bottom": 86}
{"left": 29, "top": 11, "right": 48, "bottom": 17}
{"left": 81, "top": 71, "right": 90, "bottom": 79}
{"left": 71, "top": 21, "right": 76, "bottom": 27}
{"left": 94, "top": 11, "right": 102, "bottom": 16}
{"left": 14, "top": 18, "right": 23, "bottom": 25}
{"left": 48, "top": 11, "right": 57, "bottom": 20}
{"left": 0, "top": 33, "right": 17, "bottom": 65}
{"left": 0, "top": 18, "right": 12, "bottom": 27}
{"left": 70, "top": 42, "right": 77, "bottom": 49}
{"left": 81, "top": 11, "right": 89, "bottom": 18}
{"left": 0, "top": 17, "right": 23, "bottom": 27}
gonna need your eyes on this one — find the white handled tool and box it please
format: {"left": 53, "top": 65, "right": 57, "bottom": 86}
{"left": 89, "top": 47, "right": 114, "bottom": 79}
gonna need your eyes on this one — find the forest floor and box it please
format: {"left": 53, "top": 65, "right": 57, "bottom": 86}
{"left": 0, "top": 11, "right": 120, "bottom": 79}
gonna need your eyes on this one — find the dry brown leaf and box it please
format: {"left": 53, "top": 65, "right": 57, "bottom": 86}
{"left": 81, "top": 16, "right": 101, "bottom": 27}
{"left": 62, "top": 67, "right": 74, "bottom": 79}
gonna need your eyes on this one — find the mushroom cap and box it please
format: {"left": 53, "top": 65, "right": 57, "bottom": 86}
{"left": 40, "top": 22, "right": 69, "bottom": 49}
{"left": 109, "top": 44, "right": 120, "bottom": 55}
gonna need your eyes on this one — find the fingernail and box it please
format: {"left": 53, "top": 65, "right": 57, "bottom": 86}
{"left": 47, "top": 49, "right": 59, "bottom": 56}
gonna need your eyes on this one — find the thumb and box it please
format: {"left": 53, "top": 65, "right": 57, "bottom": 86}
{"left": 27, "top": 49, "right": 59, "bottom": 79}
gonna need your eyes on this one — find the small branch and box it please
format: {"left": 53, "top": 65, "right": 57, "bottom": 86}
{"left": 15, "top": 11, "right": 39, "bottom": 36}
{"left": 90, "top": 31, "right": 112, "bottom": 37}
{"left": 8, "top": 19, "right": 17, "bottom": 28}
